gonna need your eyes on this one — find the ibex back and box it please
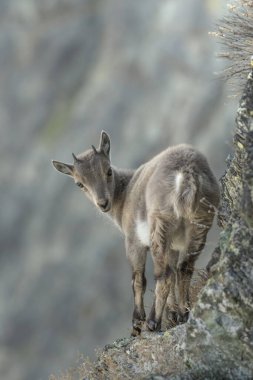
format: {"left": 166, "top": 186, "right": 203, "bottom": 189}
{"left": 52, "top": 131, "right": 220, "bottom": 336}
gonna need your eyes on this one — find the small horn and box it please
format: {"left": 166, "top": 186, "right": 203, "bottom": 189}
{"left": 91, "top": 145, "right": 97, "bottom": 154}
{"left": 72, "top": 153, "right": 79, "bottom": 162}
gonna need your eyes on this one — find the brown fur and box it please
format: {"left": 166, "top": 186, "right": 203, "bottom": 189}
{"left": 52, "top": 131, "right": 220, "bottom": 335}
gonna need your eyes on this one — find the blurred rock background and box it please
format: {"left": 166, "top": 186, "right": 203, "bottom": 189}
{"left": 0, "top": 1, "right": 236, "bottom": 379}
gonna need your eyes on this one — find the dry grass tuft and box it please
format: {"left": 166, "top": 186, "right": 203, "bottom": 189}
{"left": 213, "top": 1, "right": 253, "bottom": 86}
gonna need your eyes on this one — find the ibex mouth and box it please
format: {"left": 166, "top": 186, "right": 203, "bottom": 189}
{"left": 101, "top": 206, "right": 111, "bottom": 213}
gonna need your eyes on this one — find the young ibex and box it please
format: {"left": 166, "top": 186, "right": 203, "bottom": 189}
{"left": 52, "top": 131, "right": 219, "bottom": 336}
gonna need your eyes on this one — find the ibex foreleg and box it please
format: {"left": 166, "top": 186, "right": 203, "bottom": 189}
{"left": 126, "top": 242, "right": 147, "bottom": 336}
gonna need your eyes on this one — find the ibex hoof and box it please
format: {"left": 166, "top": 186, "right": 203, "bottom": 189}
{"left": 147, "top": 319, "right": 161, "bottom": 332}
{"left": 131, "top": 326, "right": 141, "bottom": 337}
{"left": 167, "top": 310, "right": 177, "bottom": 322}
{"left": 131, "top": 318, "right": 144, "bottom": 337}
{"left": 166, "top": 310, "right": 178, "bottom": 328}
{"left": 177, "top": 310, "right": 189, "bottom": 324}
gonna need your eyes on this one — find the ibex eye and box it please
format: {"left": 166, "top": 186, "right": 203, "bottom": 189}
{"left": 107, "top": 168, "right": 112, "bottom": 177}
{"left": 76, "top": 182, "right": 84, "bottom": 188}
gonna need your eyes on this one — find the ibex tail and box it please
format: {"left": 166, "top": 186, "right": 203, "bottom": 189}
{"left": 174, "top": 170, "right": 198, "bottom": 217}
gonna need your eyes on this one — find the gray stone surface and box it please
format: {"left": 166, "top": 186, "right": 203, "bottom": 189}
{"left": 0, "top": 1, "right": 235, "bottom": 379}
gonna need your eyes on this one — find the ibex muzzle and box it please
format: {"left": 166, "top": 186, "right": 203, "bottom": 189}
{"left": 52, "top": 131, "right": 220, "bottom": 336}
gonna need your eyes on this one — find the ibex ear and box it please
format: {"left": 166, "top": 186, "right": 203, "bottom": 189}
{"left": 52, "top": 160, "right": 74, "bottom": 176}
{"left": 99, "top": 130, "right": 110, "bottom": 157}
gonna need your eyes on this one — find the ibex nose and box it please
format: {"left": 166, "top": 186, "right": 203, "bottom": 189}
{"left": 97, "top": 198, "right": 110, "bottom": 212}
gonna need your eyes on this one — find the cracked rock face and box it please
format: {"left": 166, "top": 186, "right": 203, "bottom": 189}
{"left": 181, "top": 71, "right": 253, "bottom": 379}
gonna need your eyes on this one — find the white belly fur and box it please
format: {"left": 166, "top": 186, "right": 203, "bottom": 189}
{"left": 135, "top": 219, "right": 187, "bottom": 251}
{"left": 136, "top": 219, "right": 150, "bottom": 247}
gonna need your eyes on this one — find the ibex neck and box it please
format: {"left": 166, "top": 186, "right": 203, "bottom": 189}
{"left": 110, "top": 167, "right": 135, "bottom": 228}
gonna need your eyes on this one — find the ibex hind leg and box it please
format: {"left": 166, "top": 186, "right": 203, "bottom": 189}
{"left": 165, "top": 248, "right": 184, "bottom": 329}
{"left": 147, "top": 272, "right": 171, "bottom": 331}
{"left": 147, "top": 216, "right": 177, "bottom": 332}
{"left": 175, "top": 258, "right": 195, "bottom": 323}
{"left": 165, "top": 271, "right": 178, "bottom": 328}
{"left": 175, "top": 221, "right": 210, "bottom": 323}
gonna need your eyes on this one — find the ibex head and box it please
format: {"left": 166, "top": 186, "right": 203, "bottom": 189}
{"left": 52, "top": 131, "right": 114, "bottom": 212}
